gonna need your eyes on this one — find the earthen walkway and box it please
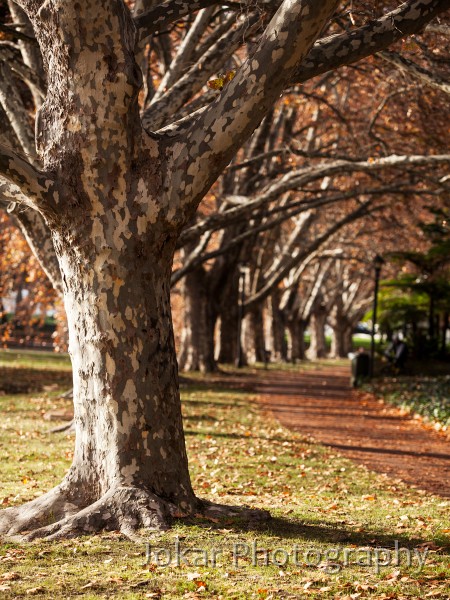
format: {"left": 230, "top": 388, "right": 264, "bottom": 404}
{"left": 253, "top": 366, "right": 450, "bottom": 498}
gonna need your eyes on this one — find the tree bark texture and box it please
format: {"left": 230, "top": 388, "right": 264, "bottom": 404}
{"left": 3, "top": 0, "right": 447, "bottom": 540}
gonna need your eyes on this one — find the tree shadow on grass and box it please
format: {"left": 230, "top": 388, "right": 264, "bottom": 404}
{"left": 180, "top": 510, "right": 450, "bottom": 552}
{"left": 185, "top": 429, "right": 302, "bottom": 444}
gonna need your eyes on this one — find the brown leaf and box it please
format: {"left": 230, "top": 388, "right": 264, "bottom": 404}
{"left": 0, "top": 572, "right": 20, "bottom": 582}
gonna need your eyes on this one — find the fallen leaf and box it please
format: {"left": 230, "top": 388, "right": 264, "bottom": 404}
{"left": 0, "top": 572, "right": 20, "bottom": 582}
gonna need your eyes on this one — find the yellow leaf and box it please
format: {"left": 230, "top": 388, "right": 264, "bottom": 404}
{"left": 207, "top": 77, "right": 224, "bottom": 90}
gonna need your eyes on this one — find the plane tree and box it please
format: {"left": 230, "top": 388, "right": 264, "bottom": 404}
{"left": 0, "top": 0, "right": 449, "bottom": 540}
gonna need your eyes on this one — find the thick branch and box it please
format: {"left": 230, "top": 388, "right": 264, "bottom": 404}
{"left": 293, "top": 0, "right": 450, "bottom": 84}
{"left": 170, "top": 0, "right": 339, "bottom": 219}
{"left": 134, "top": 0, "right": 221, "bottom": 39}
{"left": 179, "top": 154, "right": 450, "bottom": 247}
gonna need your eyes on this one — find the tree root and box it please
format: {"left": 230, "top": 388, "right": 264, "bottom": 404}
{"left": 0, "top": 486, "right": 271, "bottom": 542}
{"left": 0, "top": 484, "right": 80, "bottom": 539}
{"left": 0, "top": 486, "right": 178, "bottom": 542}
{"left": 49, "top": 419, "right": 75, "bottom": 433}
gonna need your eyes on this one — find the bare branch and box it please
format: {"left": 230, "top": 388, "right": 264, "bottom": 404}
{"left": 0, "top": 62, "right": 38, "bottom": 161}
{"left": 134, "top": 0, "right": 221, "bottom": 40}
{"left": 0, "top": 143, "right": 53, "bottom": 210}
{"left": 293, "top": 0, "right": 450, "bottom": 84}
{"left": 143, "top": 14, "right": 258, "bottom": 130}
{"left": 171, "top": 0, "right": 339, "bottom": 217}
{"left": 6, "top": 203, "right": 62, "bottom": 294}
{"left": 380, "top": 50, "right": 450, "bottom": 96}
{"left": 244, "top": 199, "right": 380, "bottom": 309}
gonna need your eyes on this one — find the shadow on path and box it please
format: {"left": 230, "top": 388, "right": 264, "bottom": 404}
{"left": 252, "top": 367, "right": 450, "bottom": 498}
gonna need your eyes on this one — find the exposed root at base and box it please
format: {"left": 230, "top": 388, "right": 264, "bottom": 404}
{"left": 7, "top": 487, "right": 175, "bottom": 542}
{"left": 0, "top": 488, "right": 271, "bottom": 542}
{"left": 0, "top": 484, "right": 81, "bottom": 539}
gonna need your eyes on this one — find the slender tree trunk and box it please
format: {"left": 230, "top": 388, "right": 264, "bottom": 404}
{"left": 178, "top": 267, "right": 216, "bottom": 372}
{"left": 429, "top": 294, "right": 435, "bottom": 345}
{"left": 441, "top": 312, "right": 448, "bottom": 356}
{"left": 218, "top": 305, "right": 241, "bottom": 364}
{"left": 218, "top": 280, "right": 240, "bottom": 364}
{"left": 269, "top": 292, "right": 288, "bottom": 362}
{"left": 308, "top": 309, "right": 327, "bottom": 359}
{"left": 243, "top": 305, "right": 266, "bottom": 364}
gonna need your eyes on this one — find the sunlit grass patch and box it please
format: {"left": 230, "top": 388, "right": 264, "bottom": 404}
{"left": 0, "top": 361, "right": 449, "bottom": 598}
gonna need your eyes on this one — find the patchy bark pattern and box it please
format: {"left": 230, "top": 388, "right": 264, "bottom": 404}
{"left": 1, "top": 0, "right": 449, "bottom": 539}
{"left": 0, "top": 0, "right": 342, "bottom": 539}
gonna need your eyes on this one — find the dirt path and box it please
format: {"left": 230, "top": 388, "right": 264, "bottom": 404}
{"left": 252, "top": 366, "right": 450, "bottom": 498}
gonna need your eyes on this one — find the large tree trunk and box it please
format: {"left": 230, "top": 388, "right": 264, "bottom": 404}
{"left": 178, "top": 267, "right": 216, "bottom": 373}
{"left": 61, "top": 239, "right": 194, "bottom": 505}
{"left": 1, "top": 231, "right": 201, "bottom": 538}
{"left": 4, "top": 0, "right": 412, "bottom": 542}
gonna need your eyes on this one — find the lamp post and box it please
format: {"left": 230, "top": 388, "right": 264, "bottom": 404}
{"left": 235, "top": 264, "right": 248, "bottom": 368}
{"left": 369, "top": 254, "right": 385, "bottom": 378}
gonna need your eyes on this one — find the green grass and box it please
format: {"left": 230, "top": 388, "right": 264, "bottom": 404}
{"left": 0, "top": 361, "right": 449, "bottom": 598}
{"left": 0, "top": 349, "right": 71, "bottom": 371}
{"left": 370, "top": 375, "right": 450, "bottom": 430}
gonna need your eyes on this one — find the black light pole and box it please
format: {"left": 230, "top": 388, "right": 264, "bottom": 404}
{"left": 235, "top": 265, "right": 247, "bottom": 368}
{"left": 369, "top": 254, "right": 385, "bottom": 378}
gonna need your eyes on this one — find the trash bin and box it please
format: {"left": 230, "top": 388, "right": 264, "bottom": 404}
{"left": 351, "top": 352, "right": 370, "bottom": 388}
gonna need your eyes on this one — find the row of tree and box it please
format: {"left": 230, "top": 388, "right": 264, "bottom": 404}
{"left": 0, "top": 0, "right": 449, "bottom": 539}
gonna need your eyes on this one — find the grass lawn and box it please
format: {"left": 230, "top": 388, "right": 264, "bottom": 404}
{"left": 0, "top": 353, "right": 449, "bottom": 599}
{"left": 369, "top": 376, "right": 450, "bottom": 431}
